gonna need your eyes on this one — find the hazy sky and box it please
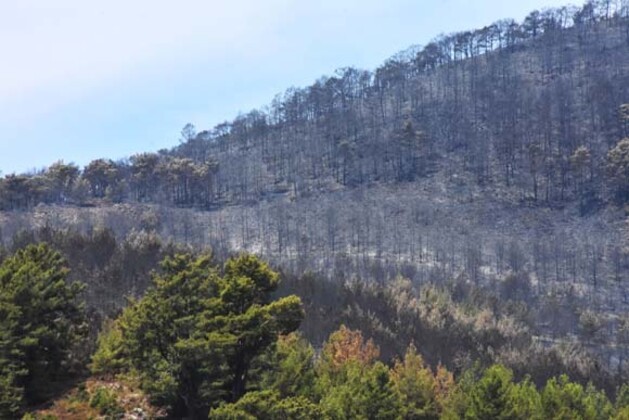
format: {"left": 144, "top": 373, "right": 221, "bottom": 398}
{"left": 0, "top": 0, "right": 583, "bottom": 174}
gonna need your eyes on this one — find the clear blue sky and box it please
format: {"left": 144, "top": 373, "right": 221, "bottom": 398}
{"left": 0, "top": 0, "right": 583, "bottom": 174}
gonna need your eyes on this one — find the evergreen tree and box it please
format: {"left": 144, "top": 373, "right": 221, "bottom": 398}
{"left": 509, "top": 378, "right": 543, "bottom": 420}
{"left": 542, "top": 374, "right": 613, "bottom": 420}
{"left": 261, "top": 332, "right": 316, "bottom": 399}
{"left": 0, "top": 244, "right": 85, "bottom": 417}
{"left": 390, "top": 344, "right": 439, "bottom": 419}
{"left": 318, "top": 360, "right": 402, "bottom": 420}
{"left": 90, "top": 318, "right": 127, "bottom": 376}
{"left": 209, "top": 390, "right": 322, "bottom": 420}
{"left": 113, "top": 253, "right": 303, "bottom": 418}
{"left": 466, "top": 365, "right": 513, "bottom": 419}
{"left": 316, "top": 326, "right": 401, "bottom": 419}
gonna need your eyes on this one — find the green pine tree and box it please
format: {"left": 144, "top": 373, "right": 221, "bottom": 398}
{"left": 261, "top": 332, "right": 316, "bottom": 399}
{"left": 0, "top": 243, "right": 85, "bottom": 417}
{"left": 390, "top": 343, "right": 439, "bottom": 419}
{"left": 542, "top": 375, "right": 612, "bottom": 420}
{"left": 111, "top": 253, "right": 303, "bottom": 419}
{"left": 465, "top": 365, "right": 521, "bottom": 420}
{"left": 209, "top": 390, "right": 322, "bottom": 419}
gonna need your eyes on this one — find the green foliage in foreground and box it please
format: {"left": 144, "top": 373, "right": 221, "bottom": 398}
{"left": 208, "top": 326, "right": 629, "bottom": 420}
{"left": 0, "top": 244, "right": 85, "bottom": 418}
{"left": 94, "top": 252, "right": 304, "bottom": 418}
{"left": 1, "top": 243, "right": 625, "bottom": 419}
{"left": 89, "top": 386, "right": 124, "bottom": 418}
{"left": 85, "top": 250, "right": 628, "bottom": 419}
{"left": 90, "top": 318, "right": 126, "bottom": 376}
{"left": 209, "top": 390, "right": 323, "bottom": 420}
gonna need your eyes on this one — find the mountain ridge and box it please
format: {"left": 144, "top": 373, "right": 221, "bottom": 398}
{"left": 1, "top": 0, "right": 629, "bottom": 375}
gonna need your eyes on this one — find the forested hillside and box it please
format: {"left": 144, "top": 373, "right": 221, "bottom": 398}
{"left": 2, "top": 2, "right": 629, "bottom": 415}
{"left": 2, "top": 241, "right": 628, "bottom": 419}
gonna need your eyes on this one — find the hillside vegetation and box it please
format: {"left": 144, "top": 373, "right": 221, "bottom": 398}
{"left": 1, "top": 242, "right": 627, "bottom": 419}
{"left": 1, "top": 1, "right": 629, "bottom": 417}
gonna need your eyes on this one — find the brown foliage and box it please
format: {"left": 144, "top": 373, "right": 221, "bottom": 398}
{"left": 321, "top": 325, "right": 380, "bottom": 371}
